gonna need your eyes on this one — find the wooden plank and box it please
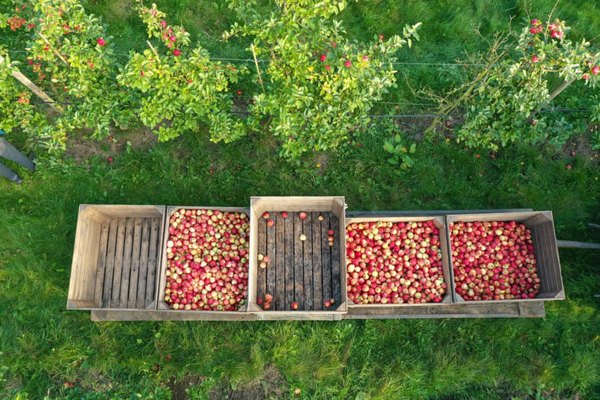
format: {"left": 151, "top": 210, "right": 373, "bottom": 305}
{"left": 275, "top": 213, "right": 285, "bottom": 311}
{"left": 72, "top": 218, "right": 91, "bottom": 302}
{"left": 284, "top": 212, "right": 295, "bottom": 310}
{"left": 312, "top": 213, "right": 323, "bottom": 311}
{"left": 266, "top": 213, "right": 277, "bottom": 309}
{"left": 127, "top": 218, "right": 143, "bottom": 308}
{"left": 257, "top": 217, "right": 267, "bottom": 305}
{"left": 136, "top": 219, "right": 151, "bottom": 308}
{"left": 330, "top": 214, "right": 342, "bottom": 307}
{"left": 146, "top": 218, "right": 160, "bottom": 307}
{"left": 103, "top": 219, "right": 118, "bottom": 307}
{"left": 302, "top": 212, "right": 313, "bottom": 311}
{"left": 111, "top": 218, "right": 126, "bottom": 307}
{"left": 321, "top": 213, "right": 332, "bottom": 306}
{"left": 81, "top": 205, "right": 164, "bottom": 218}
{"left": 556, "top": 240, "right": 600, "bottom": 250}
{"left": 346, "top": 209, "right": 533, "bottom": 217}
{"left": 119, "top": 218, "right": 135, "bottom": 308}
{"left": 518, "top": 301, "right": 546, "bottom": 317}
{"left": 67, "top": 208, "right": 86, "bottom": 305}
{"left": 93, "top": 221, "right": 110, "bottom": 306}
{"left": 293, "top": 211, "right": 304, "bottom": 310}
{"left": 0, "top": 54, "right": 62, "bottom": 113}
{"left": 91, "top": 310, "right": 256, "bottom": 322}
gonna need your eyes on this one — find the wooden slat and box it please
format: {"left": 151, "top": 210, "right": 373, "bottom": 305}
{"left": 93, "top": 221, "right": 110, "bottom": 306}
{"left": 127, "top": 218, "right": 143, "bottom": 308}
{"left": 302, "top": 213, "right": 313, "bottom": 311}
{"left": 91, "top": 310, "right": 257, "bottom": 321}
{"left": 73, "top": 218, "right": 91, "bottom": 302}
{"left": 103, "top": 219, "right": 118, "bottom": 307}
{"left": 321, "top": 213, "right": 332, "bottom": 305}
{"left": 275, "top": 213, "right": 285, "bottom": 311}
{"left": 146, "top": 218, "right": 160, "bottom": 307}
{"left": 293, "top": 212, "right": 304, "bottom": 309}
{"left": 111, "top": 218, "right": 126, "bottom": 307}
{"left": 266, "top": 214, "right": 277, "bottom": 309}
{"left": 119, "top": 218, "right": 135, "bottom": 308}
{"left": 257, "top": 217, "right": 267, "bottom": 305}
{"left": 136, "top": 219, "right": 151, "bottom": 307}
{"left": 312, "top": 213, "right": 323, "bottom": 310}
{"left": 284, "top": 213, "right": 295, "bottom": 310}
{"left": 330, "top": 214, "right": 342, "bottom": 307}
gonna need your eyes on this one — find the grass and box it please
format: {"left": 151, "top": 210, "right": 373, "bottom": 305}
{"left": 1, "top": 0, "right": 600, "bottom": 399}
{"left": 1, "top": 126, "right": 600, "bottom": 399}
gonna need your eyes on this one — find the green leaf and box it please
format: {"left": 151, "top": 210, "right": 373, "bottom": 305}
{"left": 409, "top": 143, "right": 416, "bottom": 154}
{"left": 383, "top": 141, "right": 394, "bottom": 153}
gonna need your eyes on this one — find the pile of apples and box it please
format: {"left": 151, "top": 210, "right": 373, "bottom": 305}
{"left": 164, "top": 209, "right": 249, "bottom": 311}
{"left": 346, "top": 221, "right": 446, "bottom": 304}
{"left": 450, "top": 221, "right": 541, "bottom": 301}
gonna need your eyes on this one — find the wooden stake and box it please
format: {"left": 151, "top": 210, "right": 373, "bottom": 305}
{"left": 251, "top": 44, "right": 265, "bottom": 92}
{"left": 39, "top": 33, "right": 69, "bottom": 66}
{"left": 147, "top": 41, "right": 160, "bottom": 61}
{"left": 0, "top": 54, "right": 62, "bottom": 113}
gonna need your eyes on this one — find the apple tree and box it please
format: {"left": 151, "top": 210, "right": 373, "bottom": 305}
{"left": 224, "top": 0, "right": 421, "bottom": 161}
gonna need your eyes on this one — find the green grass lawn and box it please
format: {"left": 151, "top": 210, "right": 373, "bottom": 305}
{"left": 1, "top": 0, "right": 600, "bottom": 399}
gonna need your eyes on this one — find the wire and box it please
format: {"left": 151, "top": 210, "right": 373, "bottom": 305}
{"left": 5, "top": 49, "right": 483, "bottom": 67}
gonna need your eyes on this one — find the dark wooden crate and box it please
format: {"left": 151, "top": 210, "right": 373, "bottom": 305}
{"left": 345, "top": 216, "right": 453, "bottom": 309}
{"left": 67, "top": 205, "right": 165, "bottom": 310}
{"left": 249, "top": 197, "right": 347, "bottom": 319}
{"left": 156, "top": 206, "right": 251, "bottom": 316}
{"left": 446, "top": 211, "right": 565, "bottom": 304}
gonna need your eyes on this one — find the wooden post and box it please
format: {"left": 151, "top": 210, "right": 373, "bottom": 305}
{"left": 556, "top": 240, "right": 600, "bottom": 250}
{"left": 251, "top": 44, "right": 265, "bottom": 92}
{"left": 39, "top": 33, "right": 69, "bottom": 66}
{"left": 0, "top": 54, "right": 62, "bottom": 113}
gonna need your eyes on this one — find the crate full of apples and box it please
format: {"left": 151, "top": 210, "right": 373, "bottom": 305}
{"left": 447, "top": 212, "right": 564, "bottom": 303}
{"left": 158, "top": 207, "right": 250, "bottom": 312}
{"left": 345, "top": 217, "right": 452, "bottom": 306}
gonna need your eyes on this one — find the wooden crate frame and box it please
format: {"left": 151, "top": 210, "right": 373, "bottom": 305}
{"left": 345, "top": 216, "right": 453, "bottom": 309}
{"left": 249, "top": 196, "right": 347, "bottom": 320}
{"left": 67, "top": 204, "right": 165, "bottom": 310}
{"left": 446, "top": 211, "right": 565, "bottom": 304}
{"left": 156, "top": 206, "right": 252, "bottom": 316}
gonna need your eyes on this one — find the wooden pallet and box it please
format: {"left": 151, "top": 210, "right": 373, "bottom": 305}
{"left": 80, "top": 207, "right": 549, "bottom": 320}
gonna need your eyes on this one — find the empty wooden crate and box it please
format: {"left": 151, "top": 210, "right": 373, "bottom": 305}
{"left": 446, "top": 211, "right": 564, "bottom": 304}
{"left": 67, "top": 205, "right": 165, "bottom": 310}
{"left": 345, "top": 216, "right": 453, "bottom": 310}
{"left": 249, "top": 196, "right": 347, "bottom": 319}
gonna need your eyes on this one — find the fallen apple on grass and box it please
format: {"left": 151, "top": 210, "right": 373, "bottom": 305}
{"left": 346, "top": 220, "right": 446, "bottom": 304}
{"left": 450, "top": 221, "right": 540, "bottom": 301}
{"left": 164, "top": 209, "right": 249, "bottom": 311}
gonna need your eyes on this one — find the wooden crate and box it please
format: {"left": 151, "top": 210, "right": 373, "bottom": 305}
{"left": 67, "top": 205, "right": 165, "bottom": 310}
{"left": 249, "top": 197, "right": 347, "bottom": 320}
{"left": 156, "top": 206, "right": 251, "bottom": 316}
{"left": 345, "top": 216, "right": 453, "bottom": 310}
{"left": 446, "top": 212, "right": 565, "bottom": 304}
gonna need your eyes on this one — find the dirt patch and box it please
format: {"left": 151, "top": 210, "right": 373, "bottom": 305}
{"left": 210, "top": 366, "right": 288, "bottom": 400}
{"left": 168, "top": 376, "right": 203, "bottom": 400}
{"left": 167, "top": 366, "right": 288, "bottom": 400}
{"left": 562, "top": 127, "right": 600, "bottom": 166}
{"left": 65, "top": 127, "right": 157, "bottom": 164}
